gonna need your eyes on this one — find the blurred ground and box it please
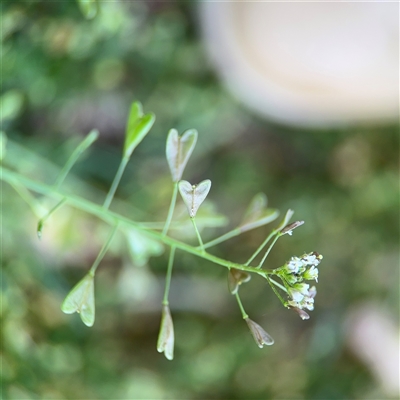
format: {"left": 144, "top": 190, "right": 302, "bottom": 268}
{"left": 1, "top": 2, "right": 399, "bottom": 399}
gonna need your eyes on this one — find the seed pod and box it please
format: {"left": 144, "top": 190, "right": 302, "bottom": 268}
{"left": 178, "top": 179, "right": 211, "bottom": 218}
{"left": 166, "top": 128, "right": 198, "bottom": 182}
{"left": 61, "top": 273, "right": 95, "bottom": 327}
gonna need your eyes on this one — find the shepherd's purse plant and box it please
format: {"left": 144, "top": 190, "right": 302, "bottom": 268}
{"left": 0, "top": 101, "right": 323, "bottom": 360}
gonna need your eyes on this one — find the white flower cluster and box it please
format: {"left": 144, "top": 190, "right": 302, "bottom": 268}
{"left": 276, "top": 252, "right": 323, "bottom": 313}
{"left": 284, "top": 252, "right": 322, "bottom": 282}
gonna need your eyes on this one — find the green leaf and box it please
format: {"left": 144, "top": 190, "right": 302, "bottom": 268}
{"left": 126, "top": 102, "right": 143, "bottom": 133}
{"left": 166, "top": 128, "right": 198, "bottom": 182}
{"left": 178, "top": 179, "right": 212, "bottom": 218}
{"left": 123, "top": 102, "right": 155, "bottom": 158}
{"left": 239, "top": 193, "right": 280, "bottom": 232}
{"left": 77, "top": 0, "right": 98, "bottom": 19}
{"left": 61, "top": 274, "right": 95, "bottom": 327}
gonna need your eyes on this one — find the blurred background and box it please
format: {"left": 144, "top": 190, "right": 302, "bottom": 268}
{"left": 1, "top": 1, "right": 399, "bottom": 399}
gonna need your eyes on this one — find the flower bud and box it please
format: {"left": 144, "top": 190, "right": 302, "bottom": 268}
{"left": 289, "top": 306, "right": 310, "bottom": 320}
{"left": 280, "top": 220, "right": 304, "bottom": 236}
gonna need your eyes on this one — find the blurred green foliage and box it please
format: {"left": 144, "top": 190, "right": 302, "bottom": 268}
{"left": 1, "top": 1, "right": 399, "bottom": 399}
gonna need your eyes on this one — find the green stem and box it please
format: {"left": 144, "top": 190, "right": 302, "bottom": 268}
{"left": 257, "top": 233, "right": 281, "bottom": 268}
{"left": 265, "top": 275, "right": 287, "bottom": 307}
{"left": 1, "top": 167, "right": 272, "bottom": 276}
{"left": 162, "top": 182, "right": 178, "bottom": 236}
{"left": 55, "top": 130, "right": 98, "bottom": 190}
{"left": 103, "top": 156, "right": 129, "bottom": 210}
{"left": 162, "top": 246, "right": 176, "bottom": 305}
{"left": 269, "top": 277, "right": 287, "bottom": 292}
{"left": 203, "top": 227, "right": 241, "bottom": 249}
{"left": 37, "top": 198, "right": 67, "bottom": 239}
{"left": 245, "top": 230, "right": 277, "bottom": 266}
{"left": 89, "top": 223, "right": 119, "bottom": 275}
{"left": 191, "top": 217, "right": 205, "bottom": 253}
{"left": 9, "top": 182, "right": 43, "bottom": 217}
{"left": 235, "top": 292, "right": 248, "bottom": 319}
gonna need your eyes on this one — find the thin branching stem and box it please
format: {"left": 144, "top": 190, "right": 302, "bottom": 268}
{"left": 235, "top": 292, "right": 248, "bottom": 319}
{"left": 37, "top": 198, "right": 67, "bottom": 238}
{"left": 269, "top": 277, "right": 287, "bottom": 292}
{"left": 103, "top": 156, "right": 129, "bottom": 210}
{"left": 9, "top": 181, "right": 43, "bottom": 217}
{"left": 55, "top": 130, "right": 98, "bottom": 190}
{"left": 162, "top": 246, "right": 176, "bottom": 305}
{"left": 265, "top": 275, "right": 287, "bottom": 307}
{"left": 257, "top": 233, "right": 282, "bottom": 268}
{"left": 245, "top": 230, "right": 277, "bottom": 266}
{"left": 89, "top": 223, "right": 119, "bottom": 275}
{"left": 1, "top": 167, "right": 273, "bottom": 277}
{"left": 202, "top": 227, "right": 241, "bottom": 249}
{"left": 191, "top": 217, "right": 205, "bottom": 253}
{"left": 162, "top": 182, "right": 178, "bottom": 236}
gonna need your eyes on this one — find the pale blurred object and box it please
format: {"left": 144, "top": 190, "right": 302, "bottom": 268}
{"left": 199, "top": 2, "right": 399, "bottom": 126}
{"left": 345, "top": 303, "right": 400, "bottom": 398}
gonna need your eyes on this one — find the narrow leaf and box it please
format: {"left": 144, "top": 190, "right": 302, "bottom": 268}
{"left": 123, "top": 101, "right": 155, "bottom": 158}
{"left": 166, "top": 128, "right": 198, "bottom": 182}
{"left": 61, "top": 274, "right": 95, "bottom": 327}
{"left": 178, "top": 179, "right": 211, "bottom": 218}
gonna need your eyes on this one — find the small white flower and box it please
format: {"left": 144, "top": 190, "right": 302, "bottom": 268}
{"left": 286, "top": 257, "right": 304, "bottom": 273}
{"left": 302, "top": 252, "right": 323, "bottom": 266}
{"left": 302, "top": 254, "right": 317, "bottom": 265}
{"left": 301, "top": 296, "right": 315, "bottom": 311}
{"left": 287, "top": 299, "right": 301, "bottom": 308}
{"left": 295, "top": 283, "right": 310, "bottom": 295}
{"left": 308, "top": 286, "right": 317, "bottom": 298}
{"left": 303, "top": 266, "right": 319, "bottom": 282}
{"left": 288, "top": 287, "right": 305, "bottom": 302}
